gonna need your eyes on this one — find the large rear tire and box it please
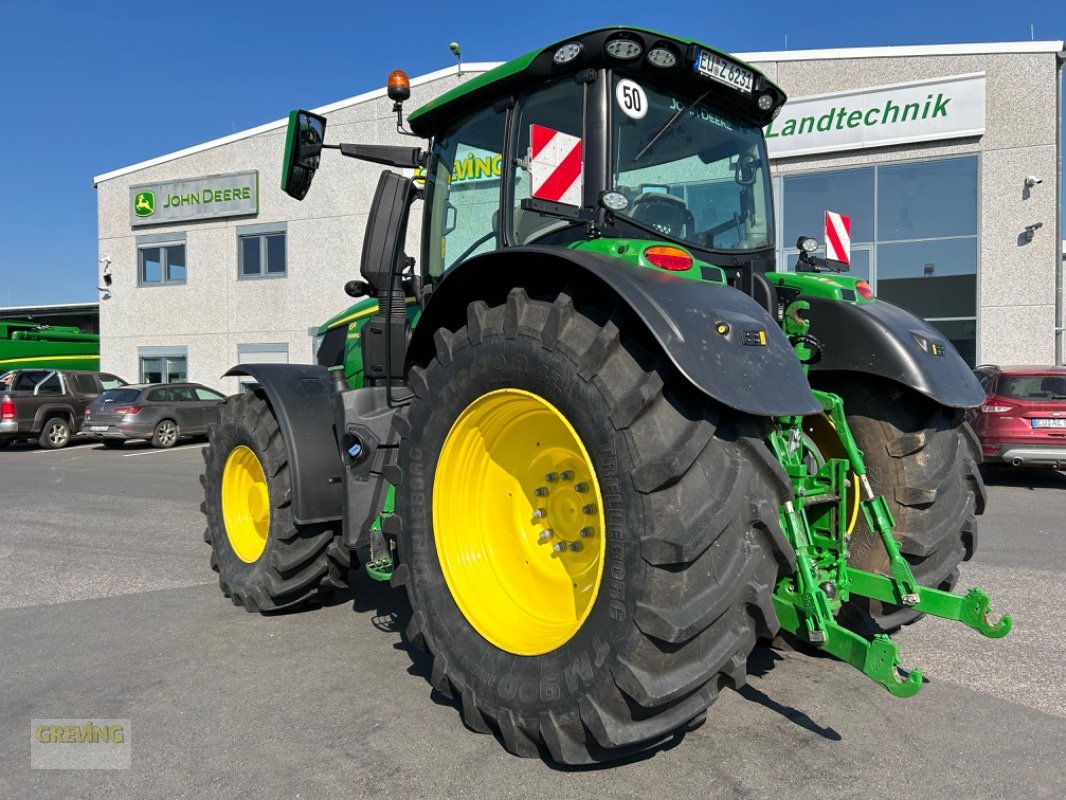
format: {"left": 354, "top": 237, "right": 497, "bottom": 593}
{"left": 394, "top": 289, "right": 793, "bottom": 764}
{"left": 201, "top": 392, "right": 350, "bottom": 612}
{"left": 815, "top": 374, "right": 985, "bottom": 634}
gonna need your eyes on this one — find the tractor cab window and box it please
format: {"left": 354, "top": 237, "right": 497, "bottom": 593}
{"left": 610, "top": 75, "right": 773, "bottom": 253}
{"left": 509, "top": 79, "right": 585, "bottom": 246}
{"left": 424, "top": 105, "right": 506, "bottom": 279}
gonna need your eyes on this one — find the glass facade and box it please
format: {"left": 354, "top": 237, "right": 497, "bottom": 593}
{"left": 778, "top": 156, "right": 979, "bottom": 364}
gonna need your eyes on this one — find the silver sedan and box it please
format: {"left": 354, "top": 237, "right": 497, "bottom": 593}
{"left": 83, "top": 383, "right": 227, "bottom": 448}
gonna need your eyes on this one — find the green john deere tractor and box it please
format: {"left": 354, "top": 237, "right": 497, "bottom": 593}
{"left": 201, "top": 27, "right": 1010, "bottom": 764}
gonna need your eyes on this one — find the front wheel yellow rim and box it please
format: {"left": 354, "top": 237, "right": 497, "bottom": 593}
{"left": 222, "top": 445, "right": 271, "bottom": 563}
{"left": 434, "top": 389, "right": 607, "bottom": 656}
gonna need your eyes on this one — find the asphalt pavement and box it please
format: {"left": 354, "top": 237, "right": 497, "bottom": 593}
{"left": 2, "top": 439, "right": 1065, "bottom": 799}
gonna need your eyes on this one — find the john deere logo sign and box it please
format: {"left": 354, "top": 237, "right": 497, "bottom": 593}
{"left": 129, "top": 171, "right": 259, "bottom": 227}
{"left": 134, "top": 191, "right": 155, "bottom": 217}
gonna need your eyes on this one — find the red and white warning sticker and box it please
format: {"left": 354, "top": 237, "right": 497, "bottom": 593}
{"left": 530, "top": 124, "right": 583, "bottom": 206}
{"left": 824, "top": 210, "right": 851, "bottom": 265}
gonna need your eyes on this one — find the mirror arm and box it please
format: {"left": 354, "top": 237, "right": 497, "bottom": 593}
{"left": 331, "top": 143, "right": 426, "bottom": 168}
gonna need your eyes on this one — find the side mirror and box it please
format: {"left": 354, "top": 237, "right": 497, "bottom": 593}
{"left": 735, "top": 153, "right": 758, "bottom": 186}
{"left": 281, "top": 110, "right": 327, "bottom": 200}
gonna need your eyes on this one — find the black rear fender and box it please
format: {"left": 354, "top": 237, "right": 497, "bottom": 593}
{"left": 223, "top": 364, "right": 343, "bottom": 525}
{"left": 805, "top": 297, "right": 984, "bottom": 409}
{"left": 409, "top": 247, "right": 821, "bottom": 418}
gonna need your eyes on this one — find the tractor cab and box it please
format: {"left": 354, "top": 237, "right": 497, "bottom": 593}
{"left": 413, "top": 28, "right": 782, "bottom": 292}
{"left": 282, "top": 28, "right": 786, "bottom": 306}
{"left": 421, "top": 65, "right": 774, "bottom": 279}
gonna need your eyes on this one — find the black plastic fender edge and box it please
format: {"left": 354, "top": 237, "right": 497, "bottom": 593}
{"left": 409, "top": 247, "right": 822, "bottom": 418}
{"left": 223, "top": 363, "right": 343, "bottom": 525}
{"left": 805, "top": 297, "right": 984, "bottom": 409}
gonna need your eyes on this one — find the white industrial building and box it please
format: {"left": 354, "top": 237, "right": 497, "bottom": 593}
{"left": 94, "top": 39, "right": 1064, "bottom": 391}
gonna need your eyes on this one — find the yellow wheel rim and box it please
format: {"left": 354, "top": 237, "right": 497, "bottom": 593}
{"left": 803, "top": 413, "right": 861, "bottom": 534}
{"left": 222, "top": 445, "right": 270, "bottom": 563}
{"left": 434, "top": 389, "right": 607, "bottom": 656}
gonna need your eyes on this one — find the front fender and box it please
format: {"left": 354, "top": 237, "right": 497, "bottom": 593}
{"left": 223, "top": 364, "right": 343, "bottom": 524}
{"left": 411, "top": 247, "right": 821, "bottom": 417}
{"left": 806, "top": 297, "right": 983, "bottom": 408}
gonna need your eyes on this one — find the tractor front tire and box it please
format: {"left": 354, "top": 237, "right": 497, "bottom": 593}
{"left": 394, "top": 289, "right": 793, "bottom": 764}
{"left": 820, "top": 375, "right": 985, "bottom": 634}
{"left": 201, "top": 391, "right": 350, "bottom": 613}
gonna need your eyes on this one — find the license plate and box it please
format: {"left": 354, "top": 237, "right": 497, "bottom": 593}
{"left": 86, "top": 425, "right": 108, "bottom": 432}
{"left": 1032, "top": 418, "right": 1066, "bottom": 428}
{"left": 693, "top": 48, "right": 754, "bottom": 93}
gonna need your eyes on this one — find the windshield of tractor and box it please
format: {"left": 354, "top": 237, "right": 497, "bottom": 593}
{"left": 610, "top": 75, "right": 773, "bottom": 252}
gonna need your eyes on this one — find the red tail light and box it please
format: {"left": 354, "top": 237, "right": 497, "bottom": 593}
{"left": 113, "top": 406, "right": 142, "bottom": 415}
{"left": 979, "top": 403, "right": 1014, "bottom": 414}
{"left": 855, "top": 281, "right": 874, "bottom": 300}
{"left": 1, "top": 400, "right": 14, "bottom": 420}
{"left": 643, "top": 245, "right": 693, "bottom": 272}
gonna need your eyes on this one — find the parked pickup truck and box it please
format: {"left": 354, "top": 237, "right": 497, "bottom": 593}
{"left": 0, "top": 369, "right": 128, "bottom": 449}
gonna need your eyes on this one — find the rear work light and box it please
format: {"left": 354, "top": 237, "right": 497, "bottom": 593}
{"left": 643, "top": 245, "right": 693, "bottom": 272}
{"left": 113, "top": 406, "right": 142, "bottom": 415}
{"left": 1, "top": 400, "right": 14, "bottom": 420}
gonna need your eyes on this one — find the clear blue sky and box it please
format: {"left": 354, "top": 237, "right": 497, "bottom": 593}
{"left": 1, "top": 0, "right": 1063, "bottom": 307}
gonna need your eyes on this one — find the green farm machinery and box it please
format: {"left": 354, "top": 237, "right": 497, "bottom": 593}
{"left": 201, "top": 27, "right": 1009, "bottom": 763}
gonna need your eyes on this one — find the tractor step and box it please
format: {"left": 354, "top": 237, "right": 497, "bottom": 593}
{"left": 364, "top": 521, "right": 395, "bottom": 582}
{"left": 364, "top": 556, "right": 394, "bottom": 582}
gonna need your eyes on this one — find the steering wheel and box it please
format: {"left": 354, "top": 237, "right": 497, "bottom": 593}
{"left": 629, "top": 193, "right": 694, "bottom": 239}
{"left": 699, "top": 213, "right": 744, "bottom": 249}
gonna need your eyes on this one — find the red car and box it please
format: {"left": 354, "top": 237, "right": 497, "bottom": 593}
{"left": 968, "top": 365, "right": 1066, "bottom": 469}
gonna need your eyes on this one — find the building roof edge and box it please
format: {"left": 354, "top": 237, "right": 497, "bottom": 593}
{"left": 92, "top": 63, "right": 498, "bottom": 186}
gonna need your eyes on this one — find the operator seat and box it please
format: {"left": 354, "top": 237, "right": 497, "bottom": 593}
{"left": 630, "top": 193, "right": 694, "bottom": 239}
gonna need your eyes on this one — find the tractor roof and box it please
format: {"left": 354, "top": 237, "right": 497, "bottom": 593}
{"left": 407, "top": 27, "right": 785, "bottom": 137}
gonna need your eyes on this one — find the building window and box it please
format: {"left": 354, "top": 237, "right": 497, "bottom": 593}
{"left": 238, "top": 224, "right": 287, "bottom": 278}
{"left": 139, "top": 243, "right": 186, "bottom": 285}
{"left": 138, "top": 347, "right": 188, "bottom": 383}
{"left": 778, "top": 156, "right": 979, "bottom": 364}
{"left": 236, "top": 343, "right": 288, "bottom": 392}
{"left": 136, "top": 232, "right": 187, "bottom": 286}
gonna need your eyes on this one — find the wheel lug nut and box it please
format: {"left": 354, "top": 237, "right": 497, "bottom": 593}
{"left": 582, "top": 504, "right": 596, "bottom": 515}
{"left": 552, "top": 542, "right": 566, "bottom": 553}
{"left": 579, "top": 527, "right": 594, "bottom": 538}
{"left": 560, "top": 470, "right": 574, "bottom": 481}
{"left": 545, "top": 472, "right": 559, "bottom": 483}
{"left": 538, "top": 529, "right": 553, "bottom": 543}
{"left": 534, "top": 486, "right": 549, "bottom": 497}
{"left": 569, "top": 541, "right": 584, "bottom": 552}
{"left": 574, "top": 482, "right": 588, "bottom": 493}
{"left": 531, "top": 508, "right": 546, "bottom": 521}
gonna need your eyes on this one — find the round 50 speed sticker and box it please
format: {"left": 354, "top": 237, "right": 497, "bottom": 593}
{"left": 615, "top": 78, "right": 648, "bottom": 120}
